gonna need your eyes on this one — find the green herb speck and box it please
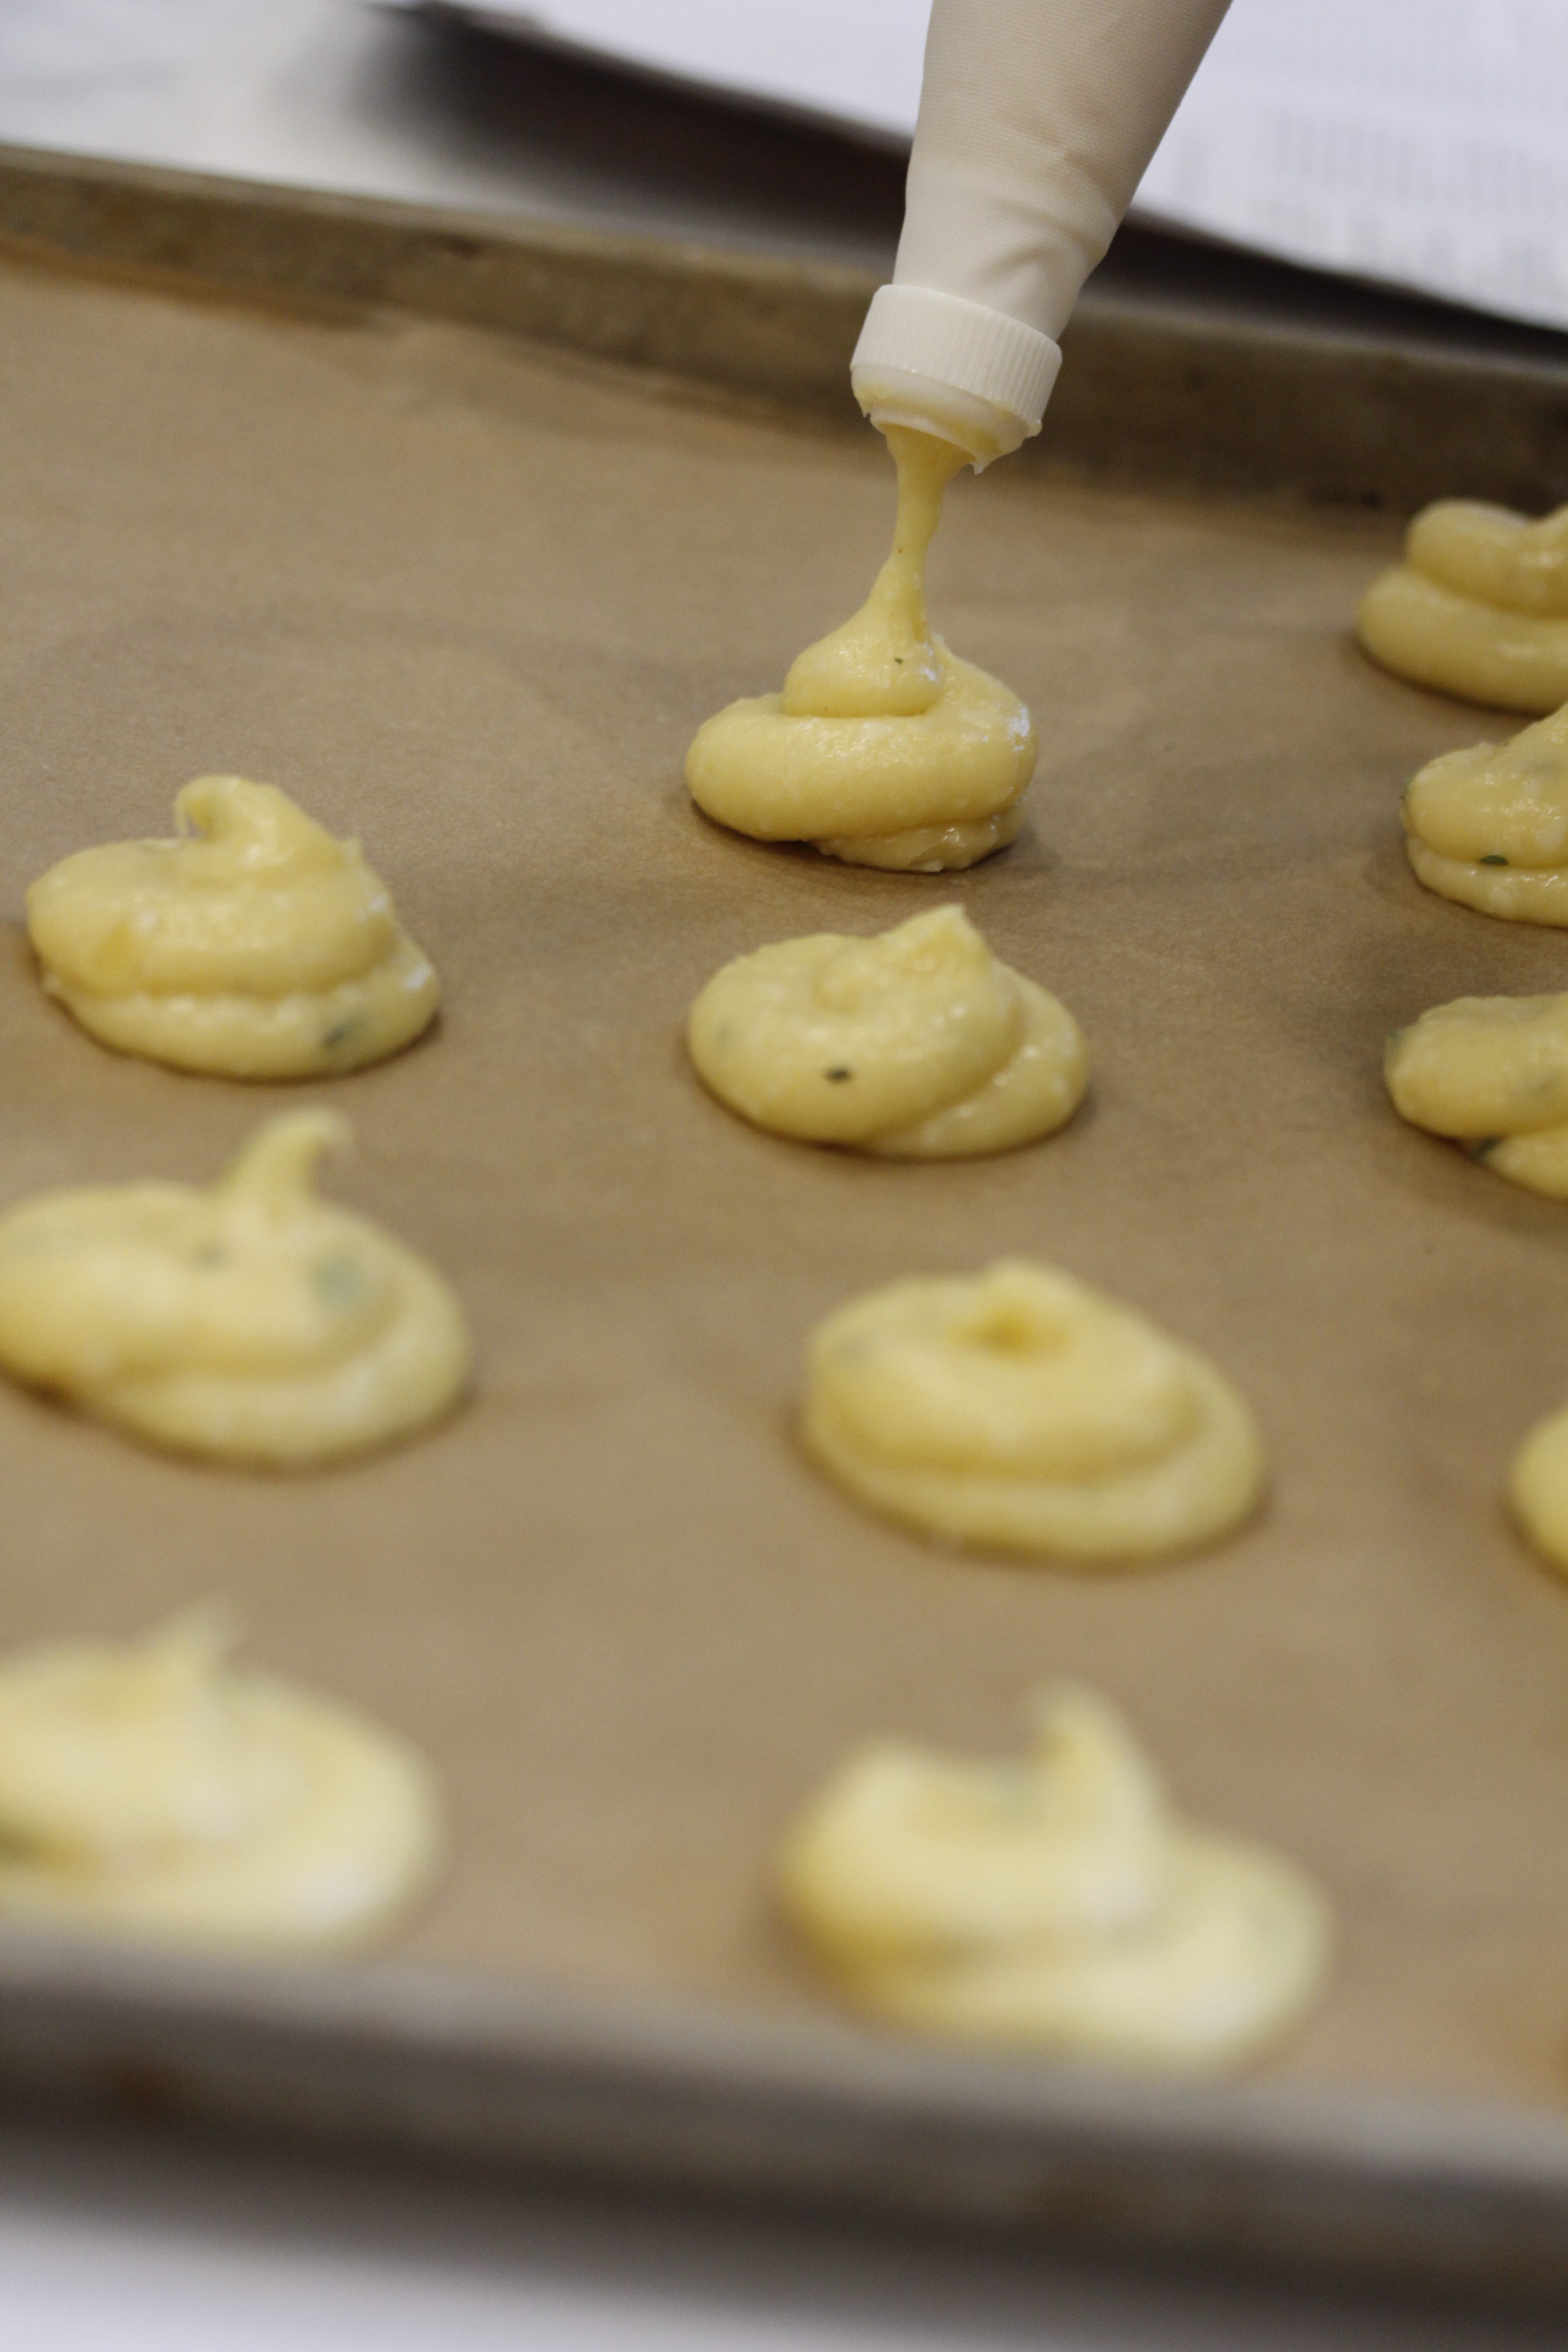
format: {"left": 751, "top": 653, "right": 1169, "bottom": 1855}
{"left": 1480, "top": 853, "right": 1509, "bottom": 867}
{"left": 312, "top": 1254, "right": 365, "bottom": 1308}
{"left": 825, "top": 1067, "right": 853, "bottom": 1082}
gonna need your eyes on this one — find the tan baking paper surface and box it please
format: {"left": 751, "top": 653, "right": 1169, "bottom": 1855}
{"left": 3, "top": 245, "right": 1568, "bottom": 2110}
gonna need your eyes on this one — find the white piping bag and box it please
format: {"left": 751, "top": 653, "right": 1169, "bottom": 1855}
{"left": 853, "top": 0, "right": 1233, "bottom": 465}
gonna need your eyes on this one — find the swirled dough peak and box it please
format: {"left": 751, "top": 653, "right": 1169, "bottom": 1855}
{"left": 0, "top": 1111, "right": 470, "bottom": 1467}
{"left": 0, "top": 1607, "right": 442, "bottom": 1951}
{"left": 778, "top": 1686, "right": 1330, "bottom": 2071}
{"left": 1357, "top": 500, "right": 1568, "bottom": 714}
{"left": 688, "top": 906, "right": 1086, "bottom": 1158}
{"left": 1387, "top": 993, "right": 1568, "bottom": 1198}
{"left": 685, "top": 428, "right": 1037, "bottom": 873}
{"left": 28, "top": 775, "right": 439, "bottom": 1077}
{"left": 802, "top": 1260, "right": 1264, "bottom": 1561}
{"left": 1401, "top": 701, "right": 1568, "bottom": 922}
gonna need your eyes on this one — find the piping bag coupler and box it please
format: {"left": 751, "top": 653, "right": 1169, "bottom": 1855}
{"left": 853, "top": 0, "right": 1233, "bottom": 466}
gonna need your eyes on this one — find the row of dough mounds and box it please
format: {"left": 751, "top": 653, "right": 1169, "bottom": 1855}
{"left": 1360, "top": 495, "right": 1568, "bottom": 1577}
{"left": 0, "top": 1597, "right": 1325, "bottom": 2071}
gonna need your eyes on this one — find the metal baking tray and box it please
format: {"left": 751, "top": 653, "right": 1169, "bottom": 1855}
{"left": 3, "top": 139, "right": 1568, "bottom": 2299}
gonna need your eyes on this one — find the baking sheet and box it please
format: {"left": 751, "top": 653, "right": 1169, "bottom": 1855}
{"left": 7, "top": 223, "right": 1568, "bottom": 2264}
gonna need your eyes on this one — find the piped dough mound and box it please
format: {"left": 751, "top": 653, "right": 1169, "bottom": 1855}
{"left": 1400, "top": 701, "right": 1568, "bottom": 921}
{"left": 801, "top": 1259, "right": 1264, "bottom": 1562}
{"left": 1357, "top": 500, "right": 1568, "bottom": 714}
{"left": 27, "top": 775, "right": 440, "bottom": 1078}
{"left": 1387, "top": 993, "right": 1568, "bottom": 1198}
{"left": 0, "top": 1111, "right": 471, "bottom": 1468}
{"left": 685, "top": 656, "right": 1036, "bottom": 874}
{"left": 0, "top": 1608, "right": 442, "bottom": 1952}
{"left": 777, "top": 1686, "right": 1330, "bottom": 2071}
{"left": 688, "top": 906, "right": 1086, "bottom": 1159}
{"left": 1511, "top": 1403, "right": 1568, "bottom": 1576}
{"left": 685, "top": 427, "right": 1036, "bottom": 874}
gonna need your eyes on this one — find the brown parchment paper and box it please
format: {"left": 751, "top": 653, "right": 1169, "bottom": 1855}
{"left": 5, "top": 241, "right": 1568, "bottom": 2119}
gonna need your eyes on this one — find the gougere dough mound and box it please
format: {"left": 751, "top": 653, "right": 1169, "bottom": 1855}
{"left": 1400, "top": 701, "right": 1568, "bottom": 923}
{"left": 1357, "top": 500, "right": 1568, "bottom": 714}
{"left": 1512, "top": 1408, "right": 1568, "bottom": 1578}
{"left": 0, "top": 1111, "right": 470, "bottom": 1467}
{"left": 28, "top": 774, "right": 440, "bottom": 1078}
{"left": 778, "top": 1686, "right": 1330, "bottom": 2071}
{"left": 1387, "top": 993, "right": 1568, "bottom": 1199}
{"left": 685, "top": 427, "right": 1037, "bottom": 873}
{"left": 688, "top": 906, "right": 1086, "bottom": 1159}
{"left": 802, "top": 1260, "right": 1264, "bottom": 1561}
{"left": 0, "top": 1608, "right": 442, "bottom": 1952}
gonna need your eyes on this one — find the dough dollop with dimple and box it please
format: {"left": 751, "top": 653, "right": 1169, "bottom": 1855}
{"left": 686, "top": 427, "right": 1036, "bottom": 873}
{"left": 0, "top": 1608, "right": 442, "bottom": 1952}
{"left": 1400, "top": 702, "right": 1568, "bottom": 923}
{"left": 778, "top": 1686, "right": 1330, "bottom": 2071}
{"left": 1357, "top": 500, "right": 1568, "bottom": 714}
{"left": 688, "top": 906, "right": 1086, "bottom": 1158}
{"left": 802, "top": 1259, "right": 1264, "bottom": 1561}
{"left": 0, "top": 1111, "right": 470, "bottom": 1467}
{"left": 28, "top": 775, "right": 439, "bottom": 1078}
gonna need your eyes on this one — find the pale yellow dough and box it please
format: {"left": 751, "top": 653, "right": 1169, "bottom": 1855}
{"left": 778, "top": 1686, "right": 1330, "bottom": 2071}
{"left": 1386, "top": 993, "right": 1568, "bottom": 1198}
{"left": 1357, "top": 500, "right": 1568, "bottom": 714}
{"left": 1511, "top": 1408, "right": 1568, "bottom": 1576}
{"left": 0, "top": 1111, "right": 470, "bottom": 1468}
{"left": 685, "top": 427, "right": 1036, "bottom": 873}
{"left": 802, "top": 1260, "right": 1264, "bottom": 1562}
{"left": 0, "top": 1608, "right": 442, "bottom": 1952}
{"left": 1401, "top": 701, "right": 1568, "bottom": 922}
{"left": 28, "top": 775, "right": 440, "bottom": 1078}
{"left": 688, "top": 906, "right": 1086, "bottom": 1159}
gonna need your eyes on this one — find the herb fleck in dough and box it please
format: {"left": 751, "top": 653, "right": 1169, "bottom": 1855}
{"left": 685, "top": 428, "right": 1036, "bottom": 872}
{"left": 0, "top": 1608, "right": 442, "bottom": 1953}
{"left": 688, "top": 906, "right": 1086, "bottom": 1158}
{"left": 0, "top": 1111, "right": 470, "bottom": 1468}
{"left": 1357, "top": 500, "right": 1568, "bottom": 714}
{"left": 778, "top": 1686, "right": 1330, "bottom": 2071}
{"left": 1399, "top": 702, "right": 1568, "bottom": 923}
{"left": 801, "top": 1260, "right": 1264, "bottom": 1562}
{"left": 28, "top": 775, "right": 439, "bottom": 1078}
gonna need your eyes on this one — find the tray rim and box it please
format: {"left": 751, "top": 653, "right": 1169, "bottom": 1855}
{"left": 1, "top": 138, "right": 1565, "bottom": 514}
{"left": 4, "top": 1926, "right": 1568, "bottom": 2299}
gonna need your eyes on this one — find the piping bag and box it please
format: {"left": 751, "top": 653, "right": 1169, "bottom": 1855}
{"left": 853, "top": 0, "right": 1233, "bottom": 466}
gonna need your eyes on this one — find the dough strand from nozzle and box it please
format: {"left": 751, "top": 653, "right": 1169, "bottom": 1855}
{"left": 685, "top": 427, "right": 1037, "bottom": 874}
